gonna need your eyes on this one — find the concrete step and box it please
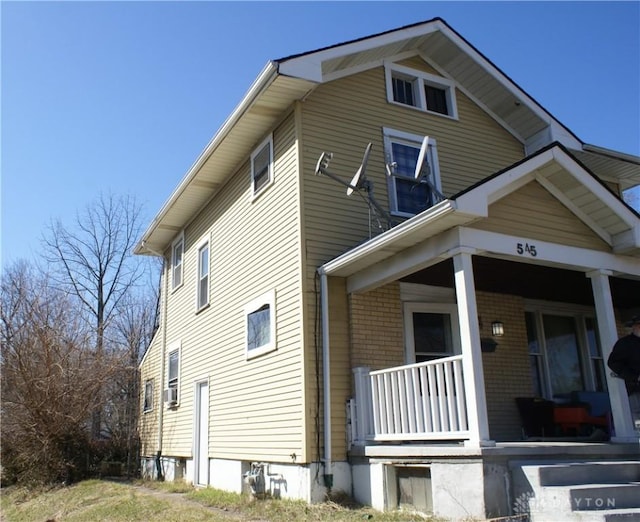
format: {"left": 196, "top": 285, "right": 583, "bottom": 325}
{"left": 512, "top": 460, "right": 640, "bottom": 522}
{"left": 539, "top": 462, "right": 640, "bottom": 487}
{"left": 568, "top": 483, "right": 640, "bottom": 511}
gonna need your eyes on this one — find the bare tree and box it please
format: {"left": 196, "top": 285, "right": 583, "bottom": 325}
{"left": 43, "top": 193, "right": 147, "bottom": 436}
{"left": 102, "top": 287, "right": 159, "bottom": 476}
{"left": 1, "top": 261, "right": 120, "bottom": 484}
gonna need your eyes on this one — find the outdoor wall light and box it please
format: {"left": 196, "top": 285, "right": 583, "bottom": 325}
{"left": 491, "top": 321, "right": 505, "bottom": 337}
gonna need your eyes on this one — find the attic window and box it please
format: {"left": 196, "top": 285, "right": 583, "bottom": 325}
{"left": 251, "top": 135, "right": 273, "bottom": 198}
{"left": 386, "top": 63, "right": 457, "bottom": 119}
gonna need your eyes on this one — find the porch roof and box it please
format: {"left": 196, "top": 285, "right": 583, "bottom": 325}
{"left": 319, "top": 143, "right": 640, "bottom": 289}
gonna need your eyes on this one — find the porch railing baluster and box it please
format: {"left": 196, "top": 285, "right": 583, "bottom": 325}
{"left": 352, "top": 355, "right": 470, "bottom": 443}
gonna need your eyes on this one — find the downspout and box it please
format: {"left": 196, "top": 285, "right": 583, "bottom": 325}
{"left": 142, "top": 241, "right": 167, "bottom": 480}
{"left": 318, "top": 269, "right": 333, "bottom": 489}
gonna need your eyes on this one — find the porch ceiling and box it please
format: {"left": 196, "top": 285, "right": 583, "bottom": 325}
{"left": 401, "top": 256, "right": 640, "bottom": 310}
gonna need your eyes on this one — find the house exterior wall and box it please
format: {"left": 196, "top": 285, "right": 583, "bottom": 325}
{"left": 476, "top": 292, "right": 532, "bottom": 441}
{"left": 349, "top": 283, "right": 535, "bottom": 441}
{"left": 139, "top": 330, "right": 162, "bottom": 457}
{"left": 299, "top": 58, "right": 526, "bottom": 458}
{"left": 469, "top": 181, "right": 611, "bottom": 252}
{"left": 139, "top": 111, "right": 308, "bottom": 463}
{"left": 350, "top": 283, "right": 405, "bottom": 371}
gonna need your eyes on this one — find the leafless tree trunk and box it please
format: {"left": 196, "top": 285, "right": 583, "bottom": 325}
{"left": 43, "top": 193, "right": 146, "bottom": 438}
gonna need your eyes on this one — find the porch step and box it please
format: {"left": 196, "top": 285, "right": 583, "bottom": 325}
{"left": 512, "top": 460, "right": 640, "bottom": 522}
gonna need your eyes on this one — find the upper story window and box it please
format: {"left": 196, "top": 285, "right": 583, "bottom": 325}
{"left": 143, "top": 379, "right": 154, "bottom": 412}
{"left": 383, "top": 128, "right": 442, "bottom": 217}
{"left": 251, "top": 135, "right": 273, "bottom": 198}
{"left": 245, "top": 290, "right": 276, "bottom": 359}
{"left": 196, "top": 240, "right": 209, "bottom": 311}
{"left": 385, "top": 63, "right": 458, "bottom": 119}
{"left": 171, "top": 234, "right": 184, "bottom": 290}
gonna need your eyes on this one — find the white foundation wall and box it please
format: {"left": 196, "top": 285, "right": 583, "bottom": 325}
{"left": 352, "top": 461, "right": 385, "bottom": 510}
{"left": 149, "top": 456, "right": 352, "bottom": 503}
{"left": 431, "top": 461, "right": 486, "bottom": 520}
{"left": 209, "top": 459, "right": 247, "bottom": 494}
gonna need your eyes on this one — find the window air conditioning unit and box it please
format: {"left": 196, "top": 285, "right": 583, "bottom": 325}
{"left": 164, "top": 388, "right": 178, "bottom": 406}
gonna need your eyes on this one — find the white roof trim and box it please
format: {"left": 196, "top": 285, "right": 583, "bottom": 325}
{"left": 321, "top": 145, "right": 640, "bottom": 281}
{"left": 135, "top": 61, "right": 280, "bottom": 255}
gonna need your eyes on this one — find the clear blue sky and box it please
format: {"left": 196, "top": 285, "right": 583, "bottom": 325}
{"left": 2, "top": 1, "right": 639, "bottom": 268}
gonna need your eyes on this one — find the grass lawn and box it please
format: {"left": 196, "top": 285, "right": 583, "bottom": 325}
{"left": 1, "top": 479, "right": 442, "bottom": 521}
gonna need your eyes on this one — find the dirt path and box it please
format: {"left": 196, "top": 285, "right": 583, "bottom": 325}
{"left": 128, "top": 483, "right": 266, "bottom": 521}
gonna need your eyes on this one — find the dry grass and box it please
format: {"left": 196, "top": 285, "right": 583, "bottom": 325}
{"left": 1, "top": 479, "right": 443, "bottom": 521}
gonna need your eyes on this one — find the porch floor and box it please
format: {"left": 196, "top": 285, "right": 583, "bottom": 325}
{"left": 350, "top": 440, "right": 640, "bottom": 459}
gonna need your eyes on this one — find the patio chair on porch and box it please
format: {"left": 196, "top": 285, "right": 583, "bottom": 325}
{"left": 553, "top": 391, "right": 610, "bottom": 437}
{"left": 515, "top": 397, "right": 556, "bottom": 439}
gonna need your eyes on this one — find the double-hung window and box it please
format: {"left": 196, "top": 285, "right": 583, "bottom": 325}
{"left": 171, "top": 235, "right": 184, "bottom": 290}
{"left": 245, "top": 290, "right": 276, "bottom": 359}
{"left": 166, "top": 346, "right": 180, "bottom": 407}
{"left": 143, "top": 379, "right": 154, "bottom": 412}
{"left": 251, "top": 135, "right": 273, "bottom": 198}
{"left": 196, "top": 240, "right": 209, "bottom": 311}
{"left": 383, "top": 128, "right": 442, "bottom": 217}
{"left": 385, "top": 63, "right": 457, "bottom": 118}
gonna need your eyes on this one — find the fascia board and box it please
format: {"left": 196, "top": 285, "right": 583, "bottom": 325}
{"left": 454, "top": 148, "right": 556, "bottom": 215}
{"left": 278, "top": 20, "right": 443, "bottom": 82}
{"left": 550, "top": 147, "right": 640, "bottom": 229}
{"left": 435, "top": 23, "right": 582, "bottom": 149}
{"left": 134, "top": 61, "right": 280, "bottom": 255}
{"left": 319, "top": 199, "right": 459, "bottom": 276}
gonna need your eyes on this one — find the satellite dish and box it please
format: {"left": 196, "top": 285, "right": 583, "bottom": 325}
{"left": 413, "top": 136, "right": 431, "bottom": 181}
{"left": 315, "top": 152, "right": 333, "bottom": 176}
{"left": 347, "top": 143, "right": 372, "bottom": 196}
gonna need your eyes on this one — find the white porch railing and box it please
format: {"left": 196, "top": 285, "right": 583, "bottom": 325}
{"left": 351, "top": 356, "right": 470, "bottom": 443}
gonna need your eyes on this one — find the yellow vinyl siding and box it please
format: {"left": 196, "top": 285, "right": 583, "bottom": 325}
{"left": 300, "top": 63, "right": 524, "bottom": 280}
{"left": 299, "top": 60, "right": 525, "bottom": 458}
{"left": 469, "top": 181, "right": 611, "bottom": 251}
{"left": 159, "top": 112, "right": 306, "bottom": 461}
{"left": 139, "top": 332, "right": 162, "bottom": 456}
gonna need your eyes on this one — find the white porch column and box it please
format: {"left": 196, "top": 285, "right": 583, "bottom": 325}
{"left": 452, "top": 249, "right": 492, "bottom": 446}
{"left": 587, "top": 269, "right": 636, "bottom": 441}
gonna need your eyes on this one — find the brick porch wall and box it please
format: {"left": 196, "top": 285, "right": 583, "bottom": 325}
{"left": 350, "top": 284, "right": 533, "bottom": 441}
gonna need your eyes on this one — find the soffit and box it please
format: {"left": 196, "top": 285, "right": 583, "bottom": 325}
{"left": 136, "top": 74, "right": 316, "bottom": 254}
{"left": 572, "top": 149, "right": 640, "bottom": 190}
{"left": 313, "top": 23, "right": 551, "bottom": 143}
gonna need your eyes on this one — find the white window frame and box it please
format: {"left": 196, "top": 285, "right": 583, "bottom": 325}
{"left": 250, "top": 134, "right": 274, "bottom": 199}
{"left": 244, "top": 289, "right": 276, "bottom": 360}
{"left": 524, "top": 300, "right": 602, "bottom": 400}
{"left": 385, "top": 62, "right": 458, "bottom": 119}
{"left": 403, "top": 302, "right": 461, "bottom": 364}
{"left": 383, "top": 127, "right": 442, "bottom": 218}
{"left": 143, "top": 378, "right": 154, "bottom": 413}
{"left": 171, "top": 233, "right": 184, "bottom": 291}
{"left": 195, "top": 237, "right": 210, "bottom": 312}
{"left": 166, "top": 342, "right": 181, "bottom": 408}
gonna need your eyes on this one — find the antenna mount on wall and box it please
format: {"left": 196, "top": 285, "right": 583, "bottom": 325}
{"left": 314, "top": 143, "right": 396, "bottom": 234}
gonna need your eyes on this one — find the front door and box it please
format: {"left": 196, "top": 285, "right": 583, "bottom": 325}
{"left": 194, "top": 381, "right": 209, "bottom": 486}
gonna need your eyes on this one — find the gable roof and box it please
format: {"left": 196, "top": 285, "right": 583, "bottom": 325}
{"left": 319, "top": 143, "right": 640, "bottom": 292}
{"left": 135, "top": 18, "right": 640, "bottom": 256}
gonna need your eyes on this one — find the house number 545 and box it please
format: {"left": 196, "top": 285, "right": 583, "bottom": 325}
{"left": 516, "top": 242, "right": 537, "bottom": 257}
